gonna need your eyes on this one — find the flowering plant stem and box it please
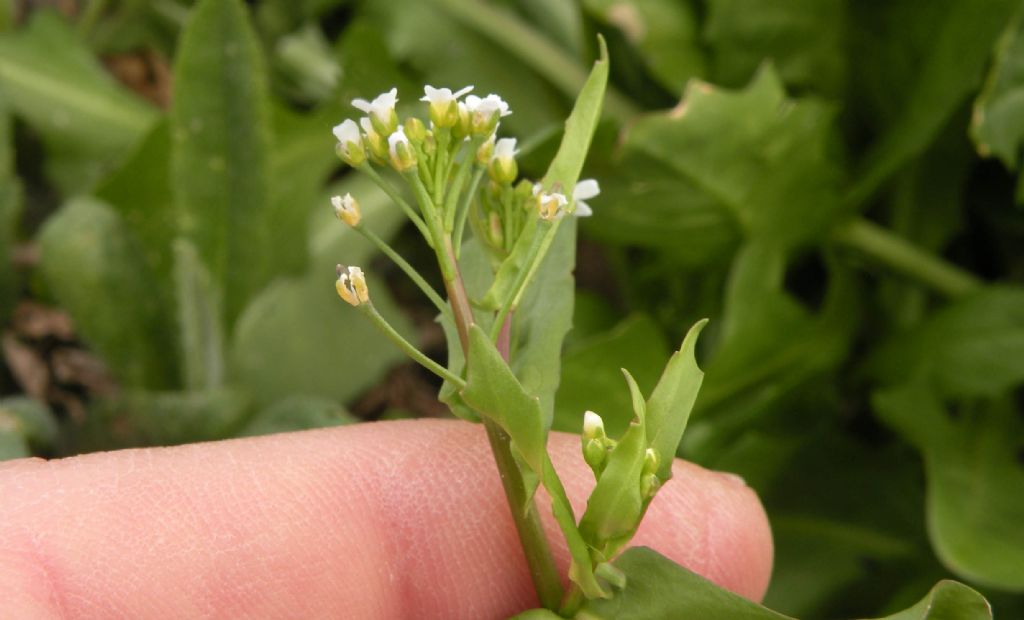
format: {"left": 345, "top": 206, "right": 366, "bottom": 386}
{"left": 443, "top": 243, "right": 565, "bottom": 609}
{"left": 355, "top": 226, "right": 450, "bottom": 316}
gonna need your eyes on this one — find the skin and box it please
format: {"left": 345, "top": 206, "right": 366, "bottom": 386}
{"left": 0, "top": 419, "right": 773, "bottom": 619}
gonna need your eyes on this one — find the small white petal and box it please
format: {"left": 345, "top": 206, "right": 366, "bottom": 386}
{"left": 575, "top": 201, "right": 593, "bottom": 217}
{"left": 583, "top": 410, "right": 605, "bottom": 436}
{"left": 388, "top": 126, "right": 410, "bottom": 157}
{"left": 493, "top": 138, "right": 518, "bottom": 159}
{"left": 573, "top": 179, "right": 600, "bottom": 201}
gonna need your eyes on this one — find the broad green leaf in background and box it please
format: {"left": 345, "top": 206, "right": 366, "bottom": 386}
{"left": 0, "top": 11, "right": 157, "bottom": 192}
{"left": 237, "top": 395, "right": 356, "bottom": 437}
{"left": 171, "top": 0, "right": 275, "bottom": 330}
{"left": 869, "top": 286, "right": 1024, "bottom": 399}
{"left": 705, "top": 0, "right": 846, "bottom": 98}
{"left": 0, "top": 98, "right": 19, "bottom": 322}
{"left": 366, "top": 0, "right": 567, "bottom": 136}
{"left": 79, "top": 389, "right": 250, "bottom": 450}
{"left": 510, "top": 38, "right": 609, "bottom": 423}
{"left": 576, "top": 547, "right": 992, "bottom": 620}
{"left": 174, "top": 240, "right": 224, "bottom": 392}
{"left": 0, "top": 397, "right": 58, "bottom": 461}
{"left": 847, "top": 0, "right": 1020, "bottom": 208}
{"left": 615, "top": 66, "right": 842, "bottom": 253}
{"left": 581, "top": 0, "right": 704, "bottom": 95}
{"left": 229, "top": 176, "right": 411, "bottom": 408}
{"left": 38, "top": 198, "right": 179, "bottom": 389}
{"left": 874, "top": 380, "right": 1024, "bottom": 591}
{"left": 683, "top": 248, "right": 857, "bottom": 463}
{"left": 553, "top": 314, "right": 670, "bottom": 437}
{"left": 95, "top": 120, "right": 177, "bottom": 290}
{"left": 971, "top": 6, "right": 1024, "bottom": 201}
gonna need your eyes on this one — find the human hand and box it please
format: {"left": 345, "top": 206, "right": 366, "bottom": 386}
{"left": 0, "top": 419, "right": 772, "bottom": 619}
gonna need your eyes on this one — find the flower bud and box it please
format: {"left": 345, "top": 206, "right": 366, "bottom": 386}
{"left": 453, "top": 102, "right": 472, "bottom": 140}
{"left": 488, "top": 137, "right": 518, "bottom": 185}
{"left": 640, "top": 473, "right": 661, "bottom": 501}
{"left": 477, "top": 136, "right": 495, "bottom": 166}
{"left": 404, "top": 116, "right": 428, "bottom": 145}
{"left": 487, "top": 211, "right": 504, "bottom": 247}
{"left": 583, "top": 410, "right": 606, "bottom": 441}
{"left": 336, "top": 265, "right": 369, "bottom": 306}
{"left": 388, "top": 126, "right": 417, "bottom": 172}
{"left": 583, "top": 438, "right": 607, "bottom": 477}
{"left": 331, "top": 193, "right": 361, "bottom": 227}
{"left": 360, "top": 118, "right": 389, "bottom": 163}
{"left": 332, "top": 119, "right": 366, "bottom": 167}
{"left": 642, "top": 448, "right": 659, "bottom": 477}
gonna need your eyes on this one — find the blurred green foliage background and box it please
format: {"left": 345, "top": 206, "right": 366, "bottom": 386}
{"left": 1, "top": 0, "right": 1023, "bottom": 617}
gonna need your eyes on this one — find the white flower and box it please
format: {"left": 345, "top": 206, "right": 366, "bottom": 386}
{"left": 464, "top": 94, "right": 511, "bottom": 135}
{"left": 332, "top": 119, "right": 362, "bottom": 147}
{"left": 572, "top": 179, "right": 600, "bottom": 217}
{"left": 336, "top": 265, "right": 369, "bottom": 307}
{"left": 352, "top": 88, "right": 399, "bottom": 132}
{"left": 332, "top": 119, "right": 365, "bottom": 165}
{"left": 537, "top": 190, "right": 569, "bottom": 221}
{"left": 465, "top": 94, "right": 511, "bottom": 118}
{"left": 359, "top": 117, "right": 375, "bottom": 136}
{"left": 331, "top": 193, "right": 360, "bottom": 227}
{"left": 492, "top": 137, "right": 518, "bottom": 160}
{"left": 420, "top": 85, "right": 474, "bottom": 106}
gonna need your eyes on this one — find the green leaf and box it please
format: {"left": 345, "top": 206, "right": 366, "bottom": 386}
{"left": 554, "top": 314, "right": 670, "bottom": 437}
{"left": 869, "top": 286, "right": 1024, "bottom": 399}
{"left": 578, "top": 547, "right": 992, "bottom": 619}
{"left": 644, "top": 319, "right": 706, "bottom": 481}
{"left": 705, "top": 0, "right": 846, "bottom": 98}
{"left": 621, "top": 66, "right": 842, "bottom": 251}
{"left": 874, "top": 380, "right": 1024, "bottom": 591}
{"left": 581, "top": 0, "right": 704, "bottom": 95}
{"left": 848, "top": 0, "right": 1020, "bottom": 207}
{"left": 462, "top": 324, "right": 547, "bottom": 474}
{"left": 80, "top": 389, "right": 250, "bottom": 449}
{"left": 0, "top": 11, "right": 157, "bottom": 192}
{"left": 460, "top": 324, "right": 605, "bottom": 598}
{"left": 237, "top": 395, "right": 355, "bottom": 437}
{"left": 37, "top": 198, "right": 179, "bottom": 389}
{"left": 0, "top": 98, "right": 20, "bottom": 323}
{"left": 971, "top": 6, "right": 1024, "bottom": 201}
{"left": 509, "top": 38, "right": 609, "bottom": 423}
{"left": 95, "top": 120, "right": 177, "bottom": 288}
{"left": 171, "top": 0, "right": 274, "bottom": 330}
{"left": 540, "top": 35, "right": 609, "bottom": 198}
{"left": 174, "top": 240, "right": 225, "bottom": 391}
{"left": 0, "top": 397, "right": 58, "bottom": 460}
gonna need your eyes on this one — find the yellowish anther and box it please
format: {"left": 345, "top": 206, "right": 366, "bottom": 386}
{"left": 336, "top": 265, "right": 369, "bottom": 306}
{"left": 537, "top": 190, "right": 568, "bottom": 221}
{"left": 331, "top": 193, "right": 361, "bottom": 227}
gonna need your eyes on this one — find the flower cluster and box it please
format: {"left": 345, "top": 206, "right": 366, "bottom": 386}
{"left": 329, "top": 84, "right": 600, "bottom": 317}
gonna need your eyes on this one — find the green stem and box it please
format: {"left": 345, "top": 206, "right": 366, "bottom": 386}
{"left": 482, "top": 417, "right": 564, "bottom": 611}
{"left": 430, "top": 0, "right": 636, "bottom": 122}
{"left": 357, "top": 226, "right": 450, "bottom": 316}
{"left": 440, "top": 247, "right": 564, "bottom": 611}
{"left": 454, "top": 167, "right": 486, "bottom": 258}
{"left": 832, "top": 217, "right": 982, "bottom": 297}
{"left": 361, "top": 303, "right": 465, "bottom": 387}
{"left": 444, "top": 140, "right": 482, "bottom": 232}
{"left": 359, "top": 164, "right": 433, "bottom": 242}
{"left": 489, "top": 225, "right": 548, "bottom": 342}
